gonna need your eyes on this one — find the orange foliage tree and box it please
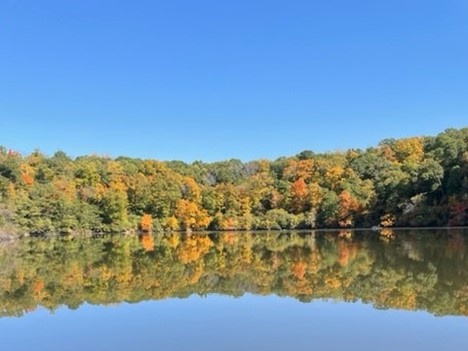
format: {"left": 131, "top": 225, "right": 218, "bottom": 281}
{"left": 290, "top": 177, "right": 308, "bottom": 213}
{"left": 140, "top": 213, "right": 153, "bottom": 232}
{"left": 338, "top": 190, "right": 360, "bottom": 227}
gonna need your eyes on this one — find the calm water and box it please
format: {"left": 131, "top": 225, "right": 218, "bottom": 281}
{"left": 0, "top": 229, "right": 467, "bottom": 350}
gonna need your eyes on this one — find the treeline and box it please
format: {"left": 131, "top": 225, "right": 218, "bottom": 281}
{"left": 0, "top": 230, "right": 466, "bottom": 317}
{"left": 0, "top": 128, "right": 467, "bottom": 234}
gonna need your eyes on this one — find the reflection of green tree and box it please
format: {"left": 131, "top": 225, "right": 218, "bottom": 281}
{"left": 0, "top": 230, "right": 466, "bottom": 318}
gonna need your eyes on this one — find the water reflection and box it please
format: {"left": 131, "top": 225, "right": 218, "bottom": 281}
{"left": 0, "top": 229, "right": 466, "bottom": 318}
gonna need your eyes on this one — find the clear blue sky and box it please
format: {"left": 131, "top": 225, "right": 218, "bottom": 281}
{"left": 1, "top": 0, "right": 467, "bottom": 162}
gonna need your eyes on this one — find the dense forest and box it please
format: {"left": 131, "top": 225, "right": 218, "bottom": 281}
{"left": 0, "top": 230, "right": 466, "bottom": 317}
{"left": 0, "top": 128, "right": 467, "bottom": 235}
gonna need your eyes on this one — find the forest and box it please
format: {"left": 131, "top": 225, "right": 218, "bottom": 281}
{"left": 0, "top": 230, "right": 466, "bottom": 317}
{"left": 0, "top": 128, "right": 467, "bottom": 235}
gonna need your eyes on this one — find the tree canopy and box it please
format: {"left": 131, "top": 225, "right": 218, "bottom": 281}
{"left": 0, "top": 128, "right": 467, "bottom": 235}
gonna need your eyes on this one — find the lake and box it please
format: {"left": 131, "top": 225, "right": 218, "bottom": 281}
{"left": 0, "top": 229, "right": 466, "bottom": 350}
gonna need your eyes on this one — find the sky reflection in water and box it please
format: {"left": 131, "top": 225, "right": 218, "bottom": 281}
{"left": 1, "top": 295, "right": 467, "bottom": 351}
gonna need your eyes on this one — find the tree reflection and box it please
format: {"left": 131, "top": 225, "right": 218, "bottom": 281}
{"left": 0, "top": 229, "right": 466, "bottom": 317}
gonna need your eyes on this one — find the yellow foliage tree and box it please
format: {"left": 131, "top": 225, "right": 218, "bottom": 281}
{"left": 164, "top": 216, "right": 180, "bottom": 231}
{"left": 183, "top": 177, "right": 202, "bottom": 203}
{"left": 175, "top": 199, "right": 211, "bottom": 231}
{"left": 325, "top": 166, "right": 344, "bottom": 190}
{"left": 393, "top": 137, "right": 424, "bottom": 164}
{"left": 283, "top": 159, "right": 314, "bottom": 181}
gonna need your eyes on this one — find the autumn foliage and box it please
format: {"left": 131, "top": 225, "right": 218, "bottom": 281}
{"left": 140, "top": 214, "right": 152, "bottom": 232}
{"left": 0, "top": 128, "right": 467, "bottom": 235}
{"left": 0, "top": 230, "right": 466, "bottom": 318}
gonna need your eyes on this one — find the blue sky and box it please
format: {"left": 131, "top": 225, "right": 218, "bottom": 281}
{"left": 1, "top": 0, "right": 467, "bottom": 162}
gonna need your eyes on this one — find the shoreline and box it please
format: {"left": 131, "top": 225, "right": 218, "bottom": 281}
{"left": 1, "top": 226, "right": 467, "bottom": 241}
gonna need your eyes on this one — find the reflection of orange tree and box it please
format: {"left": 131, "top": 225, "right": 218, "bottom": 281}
{"left": 139, "top": 233, "right": 154, "bottom": 252}
{"left": 0, "top": 230, "right": 466, "bottom": 317}
{"left": 32, "top": 280, "right": 45, "bottom": 299}
{"left": 337, "top": 240, "right": 359, "bottom": 267}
